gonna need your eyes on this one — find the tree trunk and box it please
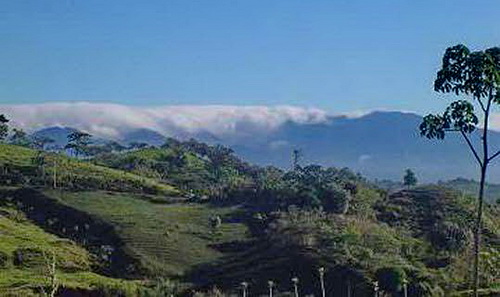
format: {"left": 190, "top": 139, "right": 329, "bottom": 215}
{"left": 473, "top": 164, "right": 486, "bottom": 297}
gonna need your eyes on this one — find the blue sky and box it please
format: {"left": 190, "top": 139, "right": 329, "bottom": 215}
{"left": 1, "top": 0, "right": 499, "bottom": 114}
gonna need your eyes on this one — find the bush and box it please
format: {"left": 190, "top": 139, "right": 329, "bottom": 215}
{"left": 138, "top": 278, "right": 181, "bottom": 297}
{"left": 375, "top": 266, "right": 407, "bottom": 295}
{"left": 321, "top": 183, "right": 351, "bottom": 214}
{"left": 429, "top": 221, "right": 470, "bottom": 252}
{"left": 0, "top": 250, "right": 9, "bottom": 267}
{"left": 13, "top": 247, "right": 44, "bottom": 268}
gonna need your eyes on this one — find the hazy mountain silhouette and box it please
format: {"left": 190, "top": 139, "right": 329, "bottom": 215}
{"left": 32, "top": 127, "right": 79, "bottom": 147}
{"left": 231, "top": 111, "right": 500, "bottom": 182}
{"left": 121, "top": 128, "right": 167, "bottom": 146}
{"left": 33, "top": 111, "right": 500, "bottom": 182}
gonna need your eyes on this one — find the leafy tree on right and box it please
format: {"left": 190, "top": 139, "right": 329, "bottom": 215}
{"left": 419, "top": 44, "right": 500, "bottom": 297}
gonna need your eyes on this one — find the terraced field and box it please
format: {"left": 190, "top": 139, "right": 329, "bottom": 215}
{"left": 44, "top": 190, "right": 250, "bottom": 278}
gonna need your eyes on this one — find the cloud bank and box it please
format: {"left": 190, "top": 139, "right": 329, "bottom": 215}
{"left": 0, "top": 102, "right": 331, "bottom": 139}
{"left": 4, "top": 102, "right": 500, "bottom": 141}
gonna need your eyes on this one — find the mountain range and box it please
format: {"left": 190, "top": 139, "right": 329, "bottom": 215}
{"left": 29, "top": 110, "right": 500, "bottom": 183}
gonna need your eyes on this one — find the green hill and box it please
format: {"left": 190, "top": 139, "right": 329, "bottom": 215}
{"left": 44, "top": 190, "right": 250, "bottom": 278}
{"left": 375, "top": 177, "right": 500, "bottom": 204}
{"left": 94, "top": 139, "right": 258, "bottom": 196}
{"left": 439, "top": 178, "right": 500, "bottom": 204}
{"left": 0, "top": 144, "right": 179, "bottom": 196}
{"left": 0, "top": 191, "right": 142, "bottom": 296}
{"left": 187, "top": 187, "right": 499, "bottom": 296}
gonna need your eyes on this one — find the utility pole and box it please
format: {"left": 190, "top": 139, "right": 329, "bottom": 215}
{"left": 292, "top": 277, "right": 299, "bottom": 297}
{"left": 402, "top": 278, "right": 408, "bottom": 297}
{"left": 53, "top": 158, "right": 57, "bottom": 189}
{"left": 373, "top": 281, "right": 379, "bottom": 297}
{"left": 241, "top": 282, "right": 248, "bottom": 297}
{"left": 318, "top": 267, "right": 326, "bottom": 297}
{"left": 268, "top": 280, "right": 274, "bottom": 297}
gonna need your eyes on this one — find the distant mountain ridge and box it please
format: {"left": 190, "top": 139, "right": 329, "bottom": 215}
{"left": 31, "top": 111, "right": 500, "bottom": 182}
{"left": 33, "top": 127, "right": 109, "bottom": 147}
{"left": 32, "top": 126, "right": 79, "bottom": 147}
{"left": 121, "top": 128, "right": 167, "bottom": 146}
{"left": 232, "top": 111, "right": 500, "bottom": 182}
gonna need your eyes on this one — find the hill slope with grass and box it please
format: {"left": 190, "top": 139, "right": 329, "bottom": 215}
{"left": 0, "top": 189, "right": 142, "bottom": 296}
{"left": 44, "top": 190, "right": 251, "bottom": 278}
{"left": 94, "top": 138, "right": 258, "bottom": 197}
{"left": 0, "top": 144, "right": 179, "bottom": 196}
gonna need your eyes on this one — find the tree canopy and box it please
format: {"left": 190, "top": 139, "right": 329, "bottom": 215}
{"left": 65, "top": 131, "right": 93, "bottom": 157}
{"left": 403, "top": 169, "right": 417, "bottom": 189}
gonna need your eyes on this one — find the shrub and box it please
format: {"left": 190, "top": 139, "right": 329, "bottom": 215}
{"left": 13, "top": 247, "right": 44, "bottom": 268}
{"left": 429, "top": 221, "right": 470, "bottom": 252}
{"left": 0, "top": 250, "right": 9, "bottom": 267}
{"left": 375, "top": 266, "right": 407, "bottom": 295}
{"left": 321, "top": 183, "right": 352, "bottom": 214}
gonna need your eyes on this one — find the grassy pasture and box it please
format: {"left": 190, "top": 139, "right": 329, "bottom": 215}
{"left": 44, "top": 190, "right": 250, "bottom": 277}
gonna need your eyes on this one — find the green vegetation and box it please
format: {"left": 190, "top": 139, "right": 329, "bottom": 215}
{"left": 44, "top": 190, "right": 250, "bottom": 277}
{"left": 0, "top": 202, "right": 142, "bottom": 296}
{"left": 439, "top": 178, "right": 500, "bottom": 204}
{"left": 0, "top": 206, "right": 90, "bottom": 272}
{"left": 64, "top": 131, "right": 92, "bottom": 158}
{"left": 94, "top": 138, "right": 256, "bottom": 197}
{"left": 0, "top": 114, "right": 8, "bottom": 141}
{"left": 403, "top": 169, "right": 417, "bottom": 189}
{"left": 0, "top": 144, "right": 179, "bottom": 195}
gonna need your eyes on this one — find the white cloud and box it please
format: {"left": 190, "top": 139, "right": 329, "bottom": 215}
{"left": 0, "top": 102, "right": 331, "bottom": 139}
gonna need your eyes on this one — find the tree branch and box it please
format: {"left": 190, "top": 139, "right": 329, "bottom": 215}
{"left": 488, "top": 150, "right": 500, "bottom": 162}
{"left": 460, "top": 130, "right": 483, "bottom": 166}
{"left": 477, "top": 97, "right": 486, "bottom": 113}
{"left": 486, "top": 90, "right": 499, "bottom": 163}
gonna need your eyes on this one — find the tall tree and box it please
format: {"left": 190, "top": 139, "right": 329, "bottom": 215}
{"left": 0, "top": 114, "right": 9, "bottom": 141}
{"left": 32, "top": 136, "right": 55, "bottom": 150}
{"left": 10, "top": 128, "right": 29, "bottom": 146}
{"left": 402, "top": 169, "right": 417, "bottom": 189}
{"left": 65, "top": 131, "right": 92, "bottom": 157}
{"left": 419, "top": 44, "right": 500, "bottom": 297}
